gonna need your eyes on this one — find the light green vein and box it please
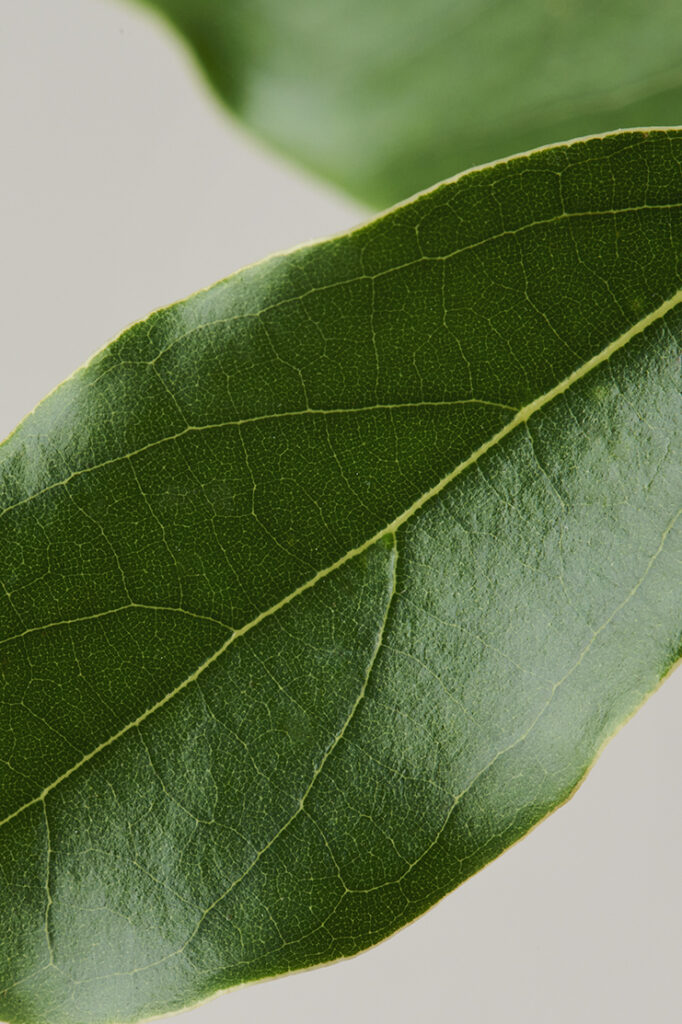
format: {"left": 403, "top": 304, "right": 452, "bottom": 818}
{"left": 0, "top": 283, "right": 680, "bottom": 832}
{"left": 4, "top": 198, "right": 682, "bottom": 523}
{"left": 175, "top": 532, "right": 399, "bottom": 943}
{"left": 0, "top": 399, "right": 514, "bottom": 522}
{"left": 43, "top": 502, "right": 682, "bottom": 985}
{"left": 68, "top": 534, "right": 400, "bottom": 985}
{"left": 346, "top": 503, "right": 682, "bottom": 895}
{"left": 0, "top": 604, "right": 232, "bottom": 649}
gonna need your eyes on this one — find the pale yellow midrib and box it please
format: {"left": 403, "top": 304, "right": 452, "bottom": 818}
{"left": 1, "top": 284, "right": 680, "bottom": 832}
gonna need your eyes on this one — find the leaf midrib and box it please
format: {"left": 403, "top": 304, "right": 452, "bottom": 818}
{"left": 1, "top": 284, "right": 680, "bottom": 833}
{"left": 32, "top": 501, "right": 681, "bottom": 992}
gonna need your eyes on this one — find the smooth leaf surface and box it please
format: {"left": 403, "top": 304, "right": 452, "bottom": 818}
{"left": 1, "top": 130, "right": 682, "bottom": 1024}
{"left": 133, "top": 0, "right": 682, "bottom": 204}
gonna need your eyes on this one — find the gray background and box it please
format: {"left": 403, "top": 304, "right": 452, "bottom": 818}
{"left": 1, "top": 2, "right": 680, "bottom": 1021}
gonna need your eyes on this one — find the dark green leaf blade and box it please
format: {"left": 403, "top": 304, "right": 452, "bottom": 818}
{"left": 134, "top": 0, "right": 682, "bottom": 204}
{"left": 1, "top": 130, "right": 682, "bottom": 1024}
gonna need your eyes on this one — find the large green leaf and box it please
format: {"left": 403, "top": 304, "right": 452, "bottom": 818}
{"left": 133, "top": 0, "right": 682, "bottom": 204}
{"left": 1, "top": 129, "right": 681, "bottom": 1024}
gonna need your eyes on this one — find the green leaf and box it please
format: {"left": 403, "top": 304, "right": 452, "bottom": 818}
{"left": 1, "top": 129, "right": 681, "bottom": 1024}
{"left": 134, "top": 0, "right": 682, "bottom": 204}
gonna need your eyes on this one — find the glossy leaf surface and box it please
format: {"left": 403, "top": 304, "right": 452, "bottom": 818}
{"left": 1, "top": 130, "right": 682, "bottom": 1024}
{"left": 136, "top": 0, "right": 682, "bottom": 204}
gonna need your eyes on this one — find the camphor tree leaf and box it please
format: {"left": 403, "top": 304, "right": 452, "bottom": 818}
{"left": 1, "top": 129, "right": 682, "bottom": 1024}
{"left": 133, "top": 0, "right": 682, "bottom": 205}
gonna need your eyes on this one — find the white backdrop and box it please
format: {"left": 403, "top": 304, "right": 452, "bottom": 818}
{"left": 1, "top": 2, "right": 680, "bottom": 1022}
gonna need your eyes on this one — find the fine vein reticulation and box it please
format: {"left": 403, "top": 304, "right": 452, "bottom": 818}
{"left": 1, "top": 130, "right": 681, "bottom": 1024}
{"left": 1, "top": 283, "right": 680, "bottom": 831}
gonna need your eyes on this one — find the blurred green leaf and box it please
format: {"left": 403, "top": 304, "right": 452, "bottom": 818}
{"left": 137, "top": 0, "right": 682, "bottom": 204}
